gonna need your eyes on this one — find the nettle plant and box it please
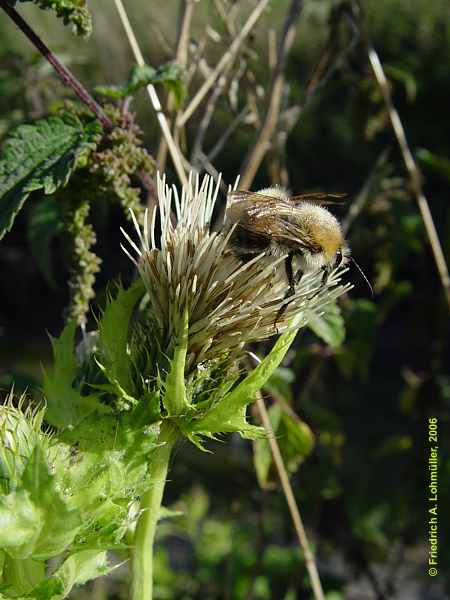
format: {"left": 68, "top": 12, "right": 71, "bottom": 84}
{"left": 0, "top": 2, "right": 351, "bottom": 599}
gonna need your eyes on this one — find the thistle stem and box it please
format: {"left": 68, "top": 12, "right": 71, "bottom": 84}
{"left": 131, "top": 422, "right": 177, "bottom": 600}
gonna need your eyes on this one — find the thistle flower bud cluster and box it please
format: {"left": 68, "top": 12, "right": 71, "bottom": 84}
{"left": 122, "top": 173, "right": 350, "bottom": 373}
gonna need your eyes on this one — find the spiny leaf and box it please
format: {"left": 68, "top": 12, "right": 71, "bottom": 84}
{"left": 192, "top": 329, "right": 298, "bottom": 435}
{"left": 0, "top": 114, "right": 101, "bottom": 240}
{"left": 43, "top": 321, "right": 109, "bottom": 429}
{"left": 14, "top": 0, "right": 92, "bottom": 37}
{"left": 95, "top": 63, "right": 185, "bottom": 104}
{"left": 97, "top": 280, "right": 145, "bottom": 397}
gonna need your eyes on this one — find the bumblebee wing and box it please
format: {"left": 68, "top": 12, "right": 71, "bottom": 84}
{"left": 289, "top": 192, "right": 347, "bottom": 206}
{"left": 236, "top": 207, "right": 322, "bottom": 254}
{"left": 226, "top": 190, "right": 290, "bottom": 222}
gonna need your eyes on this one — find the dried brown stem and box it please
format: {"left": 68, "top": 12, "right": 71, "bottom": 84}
{"left": 239, "top": 0, "right": 303, "bottom": 189}
{"left": 157, "top": 0, "right": 196, "bottom": 172}
{"left": 113, "top": 0, "right": 188, "bottom": 187}
{"left": 0, "top": 0, "right": 112, "bottom": 130}
{"left": 255, "top": 393, "right": 325, "bottom": 600}
{"left": 177, "top": 0, "right": 271, "bottom": 128}
{"left": 367, "top": 44, "right": 450, "bottom": 311}
{"left": 342, "top": 148, "right": 390, "bottom": 235}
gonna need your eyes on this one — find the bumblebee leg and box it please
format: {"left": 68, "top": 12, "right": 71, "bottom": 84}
{"left": 285, "top": 252, "right": 296, "bottom": 296}
{"left": 321, "top": 265, "right": 329, "bottom": 286}
{"left": 275, "top": 253, "right": 295, "bottom": 330}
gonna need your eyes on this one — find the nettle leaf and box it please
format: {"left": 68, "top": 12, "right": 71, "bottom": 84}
{"left": 254, "top": 405, "right": 314, "bottom": 489}
{"left": 43, "top": 321, "right": 109, "bottom": 429}
{"left": 14, "top": 0, "right": 93, "bottom": 37}
{"left": 97, "top": 280, "right": 145, "bottom": 397}
{"left": 0, "top": 114, "right": 101, "bottom": 240}
{"left": 27, "top": 196, "right": 64, "bottom": 288}
{"left": 95, "top": 63, "right": 185, "bottom": 103}
{"left": 307, "top": 301, "right": 345, "bottom": 348}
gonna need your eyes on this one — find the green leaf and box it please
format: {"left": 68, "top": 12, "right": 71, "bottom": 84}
{"left": 20, "top": 445, "right": 82, "bottom": 560}
{"left": 0, "top": 554, "right": 45, "bottom": 598}
{"left": 164, "top": 309, "right": 189, "bottom": 416}
{"left": 97, "top": 280, "right": 145, "bottom": 397}
{"left": 0, "top": 445, "right": 82, "bottom": 561}
{"left": 15, "top": 0, "right": 93, "bottom": 37}
{"left": 94, "top": 63, "right": 185, "bottom": 103}
{"left": 417, "top": 148, "right": 450, "bottom": 182}
{"left": 0, "top": 114, "right": 101, "bottom": 240}
{"left": 192, "top": 329, "right": 298, "bottom": 435}
{"left": 43, "top": 320, "right": 108, "bottom": 429}
{"left": 27, "top": 196, "right": 64, "bottom": 288}
{"left": 307, "top": 301, "right": 345, "bottom": 348}
{"left": 55, "top": 550, "right": 111, "bottom": 595}
{"left": 0, "top": 490, "right": 42, "bottom": 559}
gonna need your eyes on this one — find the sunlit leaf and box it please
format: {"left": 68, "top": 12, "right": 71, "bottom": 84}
{"left": 0, "top": 114, "right": 101, "bottom": 240}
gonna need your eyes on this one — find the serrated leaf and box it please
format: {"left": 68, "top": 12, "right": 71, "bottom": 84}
{"left": 94, "top": 63, "right": 185, "bottom": 102}
{"left": 97, "top": 280, "right": 145, "bottom": 396}
{"left": 192, "top": 329, "right": 298, "bottom": 435}
{"left": 0, "top": 490, "right": 42, "bottom": 559}
{"left": 19, "top": 445, "right": 82, "bottom": 560}
{"left": 56, "top": 550, "right": 111, "bottom": 594}
{"left": 16, "top": 0, "right": 92, "bottom": 37}
{"left": 43, "top": 321, "right": 108, "bottom": 429}
{"left": 0, "top": 114, "right": 101, "bottom": 240}
{"left": 27, "top": 196, "right": 64, "bottom": 287}
{"left": 307, "top": 301, "right": 345, "bottom": 348}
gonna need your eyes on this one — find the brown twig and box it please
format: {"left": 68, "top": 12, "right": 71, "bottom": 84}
{"left": 113, "top": 0, "right": 188, "bottom": 187}
{"left": 0, "top": 0, "right": 112, "bottom": 130}
{"left": 342, "top": 148, "right": 390, "bottom": 235}
{"left": 207, "top": 106, "right": 250, "bottom": 163}
{"left": 156, "top": 0, "right": 196, "bottom": 172}
{"left": 191, "top": 70, "right": 230, "bottom": 167}
{"left": 255, "top": 393, "right": 325, "bottom": 600}
{"left": 177, "top": 0, "right": 271, "bottom": 128}
{"left": 239, "top": 0, "right": 303, "bottom": 189}
{"left": 366, "top": 44, "right": 450, "bottom": 310}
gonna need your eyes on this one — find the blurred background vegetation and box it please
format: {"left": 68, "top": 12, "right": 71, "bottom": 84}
{"left": 0, "top": 0, "right": 449, "bottom": 598}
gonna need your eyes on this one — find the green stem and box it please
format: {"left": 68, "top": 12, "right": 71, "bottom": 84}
{"left": 131, "top": 422, "right": 177, "bottom": 600}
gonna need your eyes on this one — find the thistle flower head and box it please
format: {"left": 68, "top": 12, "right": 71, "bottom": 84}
{"left": 122, "top": 173, "right": 350, "bottom": 371}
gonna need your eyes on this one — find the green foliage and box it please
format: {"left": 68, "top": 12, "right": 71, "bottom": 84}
{"left": 87, "top": 106, "right": 155, "bottom": 223}
{"left": 14, "top": 0, "right": 92, "bottom": 37}
{"left": 192, "top": 330, "right": 298, "bottom": 437}
{"left": 95, "top": 63, "right": 185, "bottom": 105}
{"left": 254, "top": 369, "right": 315, "bottom": 489}
{"left": 417, "top": 148, "right": 450, "bottom": 182}
{"left": 307, "top": 301, "right": 346, "bottom": 348}
{"left": 0, "top": 283, "right": 170, "bottom": 598}
{"left": 164, "top": 309, "right": 189, "bottom": 416}
{"left": 0, "top": 114, "right": 101, "bottom": 240}
{"left": 96, "top": 280, "right": 145, "bottom": 402}
{"left": 26, "top": 196, "right": 64, "bottom": 288}
{"left": 43, "top": 320, "right": 107, "bottom": 429}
